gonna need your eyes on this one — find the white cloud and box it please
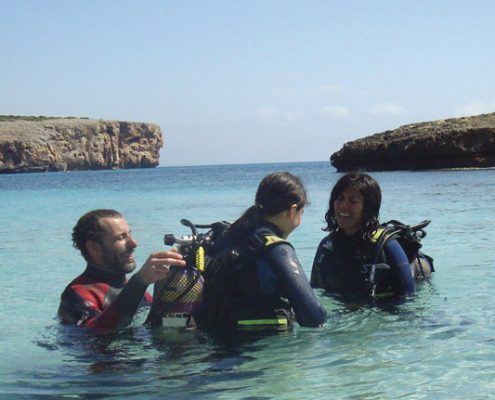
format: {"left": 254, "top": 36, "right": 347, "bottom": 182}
{"left": 369, "top": 102, "right": 407, "bottom": 116}
{"left": 454, "top": 101, "right": 495, "bottom": 117}
{"left": 315, "top": 84, "right": 340, "bottom": 94}
{"left": 320, "top": 105, "right": 351, "bottom": 118}
{"left": 256, "top": 107, "right": 277, "bottom": 118}
{"left": 359, "top": 90, "right": 374, "bottom": 97}
{"left": 255, "top": 108, "right": 305, "bottom": 122}
{"left": 284, "top": 111, "right": 305, "bottom": 121}
{"left": 271, "top": 87, "right": 296, "bottom": 97}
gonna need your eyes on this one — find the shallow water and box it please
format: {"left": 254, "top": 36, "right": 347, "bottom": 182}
{"left": 1, "top": 162, "right": 494, "bottom": 399}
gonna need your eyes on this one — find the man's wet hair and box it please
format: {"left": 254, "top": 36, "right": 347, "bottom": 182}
{"left": 72, "top": 209, "right": 123, "bottom": 262}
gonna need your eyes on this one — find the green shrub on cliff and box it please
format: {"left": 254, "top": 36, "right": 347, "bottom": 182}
{"left": 0, "top": 115, "right": 88, "bottom": 122}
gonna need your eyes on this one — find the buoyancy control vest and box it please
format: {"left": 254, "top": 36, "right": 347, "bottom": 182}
{"left": 312, "top": 220, "right": 434, "bottom": 298}
{"left": 200, "top": 227, "right": 296, "bottom": 332}
{"left": 369, "top": 220, "right": 434, "bottom": 279}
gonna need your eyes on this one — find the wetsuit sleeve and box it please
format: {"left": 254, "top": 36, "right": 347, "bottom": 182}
{"left": 383, "top": 239, "right": 415, "bottom": 296}
{"left": 310, "top": 238, "right": 328, "bottom": 289}
{"left": 58, "top": 274, "right": 149, "bottom": 330}
{"left": 264, "top": 244, "right": 327, "bottom": 327}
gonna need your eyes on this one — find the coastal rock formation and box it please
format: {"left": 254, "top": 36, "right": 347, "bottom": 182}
{"left": 0, "top": 118, "right": 163, "bottom": 173}
{"left": 330, "top": 113, "right": 495, "bottom": 171}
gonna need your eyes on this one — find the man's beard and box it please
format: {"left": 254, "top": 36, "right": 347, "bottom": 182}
{"left": 101, "top": 245, "right": 137, "bottom": 274}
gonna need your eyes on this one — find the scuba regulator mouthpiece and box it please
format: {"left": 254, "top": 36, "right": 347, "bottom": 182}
{"left": 164, "top": 233, "right": 196, "bottom": 246}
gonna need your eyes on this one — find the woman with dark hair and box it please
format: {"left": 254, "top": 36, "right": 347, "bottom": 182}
{"left": 200, "top": 172, "right": 326, "bottom": 332}
{"left": 310, "top": 172, "right": 416, "bottom": 299}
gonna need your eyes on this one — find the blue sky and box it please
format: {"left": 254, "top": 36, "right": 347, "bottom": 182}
{"left": 2, "top": 1, "right": 495, "bottom": 166}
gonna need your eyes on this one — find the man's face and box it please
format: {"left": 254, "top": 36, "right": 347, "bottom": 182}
{"left": 95, "top": 217, "right": 138, "bottom": 274}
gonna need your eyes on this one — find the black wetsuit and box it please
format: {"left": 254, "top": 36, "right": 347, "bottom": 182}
{"left": 310, "top": 230, "right": 415, "bottom": 298}
{"left": 58, "top": 264, "right": 153, "bottom": 330}
{"left": 202, "top": 221, "right": 326, "bottom": 329}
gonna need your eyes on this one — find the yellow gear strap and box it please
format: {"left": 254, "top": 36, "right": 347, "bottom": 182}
{"left": 195, "top": 246, "right": 205, "bottom": 271}
{"left": 371, "top": 228, "right": 385, "bottom": 243}
{"left": 237, "top": 318, "right": 288, "bottom": 326}
{"left": 263, "top": 234, "right": 286, "bottom": 247}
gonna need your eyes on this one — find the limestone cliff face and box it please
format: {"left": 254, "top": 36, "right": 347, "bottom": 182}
{"left": 330, "top": 113, "right": 495, "bottom": 171}
{"left": 0, "top": 118, "right": 163, "bottom": 173}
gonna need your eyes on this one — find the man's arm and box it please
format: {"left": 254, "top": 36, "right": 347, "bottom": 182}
{"left": 58, "top": 274, "right": 149, "bottom": 330}
{"left": 58, "top": 250, "right": 186, "bottom": 330}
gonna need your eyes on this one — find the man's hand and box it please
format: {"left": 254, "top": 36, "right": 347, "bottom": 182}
{"left": 137, "top": 248, "right": 186, "bottom": 285}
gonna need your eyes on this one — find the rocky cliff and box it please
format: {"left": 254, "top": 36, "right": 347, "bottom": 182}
{"left": 330, "top": 113, "right": 495, "bottom": 171}
{"left": 0, "top": 118, "right": 163, "bottom": 173}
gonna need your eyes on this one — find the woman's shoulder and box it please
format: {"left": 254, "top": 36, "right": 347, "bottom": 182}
{"left": 253, "top": 225, "right": 293, "bottom": 251}
{"left": 316, "top": 231, "right": 337, "bottom": 249}
{"left": 381, "top": 237, "right": 405, "bottom": 254}
{"left": 254, "top": 221, "right": 281, "bottom": 235}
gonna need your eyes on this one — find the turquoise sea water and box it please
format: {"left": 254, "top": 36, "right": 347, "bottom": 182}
{"left": 1, "top": 161, "right": 494, "bottom": 399}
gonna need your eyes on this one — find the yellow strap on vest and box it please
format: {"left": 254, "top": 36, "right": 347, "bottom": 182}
{"left": 263, "top": 234, "right": 286, "bottom": 247}
{"left": 371, "top": 228, "right": 385, "bottom": 243}
{"left": 237, "top": 318, "right": 288, "bottom": 326}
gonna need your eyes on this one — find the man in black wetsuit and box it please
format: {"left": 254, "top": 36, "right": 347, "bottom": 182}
{"left": 58, "top": 209, "right": 186, "bottom": 330}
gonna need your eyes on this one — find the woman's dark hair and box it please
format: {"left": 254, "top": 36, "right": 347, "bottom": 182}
{"left": 324, "top": 172, "right": 381, "bottom": 240}
{"left": 226, "top": 171, "right": 308, "bottom": 239}
{"left": 72, "top": 209, "right": 123, "bottom": 262}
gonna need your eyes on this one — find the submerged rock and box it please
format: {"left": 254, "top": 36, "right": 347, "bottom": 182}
{"left": 330, "top": 113, "right": 495, "bottom": 171}
{"left": 0, "top": 117, "right": 163, "bottom": 173}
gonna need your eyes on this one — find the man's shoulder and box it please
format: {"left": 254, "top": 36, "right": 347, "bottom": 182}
{"left": 61, "top": 271, "right": 110, "bottom": 300}
{"left": 64, "top": 271, "right": 106, "bottom": 290}
{"left": 67, "top": 272, "right": 93, "bottom": 286}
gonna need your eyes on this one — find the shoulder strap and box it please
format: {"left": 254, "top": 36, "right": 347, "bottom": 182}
{"left": 370, "top": 226, "right": 397, "bottom": 263}
{"left": 370, "top": 220, "right": 430, "bottom": 263}
{"left": 250, "top": 229, "right": 292, "bottom": 252}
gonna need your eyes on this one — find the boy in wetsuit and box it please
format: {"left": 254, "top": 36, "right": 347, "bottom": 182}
{"left": 58, "top": 209, "right": 186, "bottom": 330}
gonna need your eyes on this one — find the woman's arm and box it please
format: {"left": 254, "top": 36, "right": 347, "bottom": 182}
{"left": 265, "top": 244, "right": 327, "bottom": 327}
{"left": 383, "top": 239, "right": 415, "bottom": 296}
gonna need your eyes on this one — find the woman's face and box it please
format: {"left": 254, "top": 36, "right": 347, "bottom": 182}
{"left": 333, "top": 186, "right": 364, "bottom": 235}
{"left": 292, "top": 206, "right": 304, "bottom": 230}
{"left": 280, "top": 205, "right": 304, "bottom": 238}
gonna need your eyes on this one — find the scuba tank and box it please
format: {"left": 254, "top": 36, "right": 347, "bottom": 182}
{"left": 145, "top": 219, "right": 227, "bottom": 329}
